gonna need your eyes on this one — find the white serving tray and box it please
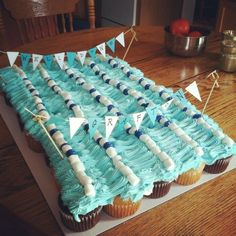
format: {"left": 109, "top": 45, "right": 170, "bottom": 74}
{"left": 0, "top": 96, "right": 235, "bottom": 236}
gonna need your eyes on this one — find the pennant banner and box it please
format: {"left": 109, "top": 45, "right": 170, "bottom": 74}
{"left": 77, "top": 51, "right": 87, "bottom": 66}
{"left": 43, "top": 55, "right": 53, "bottom": 69}
{"left": 106, "top": 38, "right": 116, "bottom": 53}
{"left": 132, "top": 111, "right": 146, "bottom": 130}
{"left": 32, "top": 54, "right": 43, "bottom": 70}
{"left": 88, "top": 117, "right": 100, "bottom": 139}
{"left": 161, "top": 99, "right": 174, "bottom": 111}
{"left": 66, "top": 52, "right": 76, "bottom": 67}
{"left": 105, "top": 116, "right": 118, "bottom": 139}
{"left": 88, "top": 47, "right": 97, "bottom": 58}
{"left": 96, "top": 43, "right": 106, "bottom": 57}
{"left": 7, "top": 51, "right": 19, "bottom": 67}
{"left": 116, "top": 116, "right": 128, "bottom": 134}
{"left": 54, "top": 52, "right": 65, "bottom": 69}
{"left": 174, "top": 89, "right": 187, "bottom": 103}
{"left": 116, "top": 32, "right": 125, "bottom": 47}
{"left": 69, "top": 117, "right": 85, "bottom": 139}
{"left": 21, "top": 53, "right": 31, "bottom": 68}
{"left": 146, "top": 105, "right": 160, "bottom": 125}
{"left": 186, "top": 81, "right": 202, "bottom": 102}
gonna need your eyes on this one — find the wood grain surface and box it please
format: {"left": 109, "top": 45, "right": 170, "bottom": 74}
{"left": 0, "top": 26, "right": 236, "bottom": 236}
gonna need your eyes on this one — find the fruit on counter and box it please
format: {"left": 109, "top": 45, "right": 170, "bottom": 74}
{"left": 170, "top": 19, "right": 190, "bottom": 36}
{"left": 188, "top": 31, "right": 202, "bottom": 37}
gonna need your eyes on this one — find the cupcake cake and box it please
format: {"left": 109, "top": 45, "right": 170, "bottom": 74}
{"left": 145, "top": 181, "right": 172, "bottom": 198}
{"left": 204, "top": 156, "right": 232, "bottom": 174}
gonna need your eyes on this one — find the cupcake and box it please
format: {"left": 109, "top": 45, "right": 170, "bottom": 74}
{"left": 204, "top": 156, "right": 232, "bottom": 174}
{"left": 145, "top": 181, "right": 172, "bottom": 198}
{"left": 175, "top": 162, "right": 205, "bottom": 185}
{"left": 103, "top": 196, "right": 142, "bottom": 218}
{"left": 3, "top": 91, "right": 12, "bottom": 107}
{"left": 24, "top": 130, "right": 44, "bottom": 153}
{"left": 58, "top": 194, "right": 102, "bottom": 232}
{"left": 16, "top": 113, "right": 24, "bottom": 131}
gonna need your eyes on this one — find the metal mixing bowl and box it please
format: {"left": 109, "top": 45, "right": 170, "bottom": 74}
{"left": 164, "top": 26, "right": 211, "bottom": 57}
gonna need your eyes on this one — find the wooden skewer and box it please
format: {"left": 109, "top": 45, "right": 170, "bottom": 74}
{"left": 123, "top": 30, "right": 136, "bottom": 60}
{"left": 24, "top": 108, "right": 64, "bottom": 159}
{"left": 202, "top": 79, "right": 218, "bottom": 114}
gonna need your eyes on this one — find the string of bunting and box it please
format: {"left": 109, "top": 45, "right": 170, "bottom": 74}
{"left": 0, "top": 27, "right": 137, "bottom": 70}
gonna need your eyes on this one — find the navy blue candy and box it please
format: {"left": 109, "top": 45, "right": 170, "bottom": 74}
{"left": 103, "top": 142, "right": 113, "bottom": 149}
{"left": 192, "top": 114, "right": 202, "bottom": 119}
{"left": 112, "top": 64, "right": 118, "bottom": 68}
{"left": 137, "top": 97, "right": 143, "bottom": 101}
{"left": 116, "top": 112, "right": 123, "bottom": 116}
{"left": 95, "top": 95, "right": 101, "bottom": 102}
{"left": 29, "top": 88, "right": 35, "bottom": 93}
{"left": 182, "top": 107, "right": 188, "bottom": 112}
{"left": 96, "top": 137, "right": 102, "bottom": 144}
{"left": 60, "top": 143, "right": 68, "bottom": 150}
{"left": 126, "top": 71, "right": 131, "bottom": 77}
{"left": 138, "top": 78, "right": 144, "bottom": 84}
{"left": 108, "top": 59, "right": 112, "bottom": 64}
{"left": 49, "top": 128, "right": 58, "bottom": 136}
{"left": 116, "top": 83, "right": 122, "bottom": 89}
{"left": 69, "top": 73, "right": 74, "bottom": 78}
{"left": 95, "top": 70, "right": 99, "bottom": 76}
{"left": 105, "top": 79, "right": 111, "bottom": 84}
{"left": 167, "top": 97, "right": 173, "bottom": 101}
{"left": 164, "top": 121, "right": 171, "bottom": 127}
{"left": 84, "top": 124, "right": 89, "bottom": 132}
{"left": 90, "top": 63, "right": 95, "bottom": 68}
{"left": 66, "top": 149, "right": 77, "bottom": 157}
{"left": 89, "top": 88, "right": 96, "bottom": 94}
{"left": 69, "top": 104, "right": 76, "bottom": 110}
{"left": 159, "top": 90, "right": 164, "bottom": 97}
{"left": 107, "top": 104, "right": 114, "bottom": 111}
{"left": 38, "top": 108, "right": 46, "bottom": 113}
{"left": 156, "top": 115, "right": 163, "bottom": 122}
{"left": 126, "top": 127, "right": 131, "bottom": 134}
{"left": 101, "top": 73, "right": 106, "bottom": 79}
{"left": 134, "top": 130, "right": 142, "bottom": 138}
{"left": 144, "top": 84, "right": 151, "bottom": 90}
{"left": 123, "top": 88, "right": 129, "bottom": 95}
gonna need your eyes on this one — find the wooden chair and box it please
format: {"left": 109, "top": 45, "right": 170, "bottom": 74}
{"left": 2, "top": 0, "right": 95, "bottom": 44}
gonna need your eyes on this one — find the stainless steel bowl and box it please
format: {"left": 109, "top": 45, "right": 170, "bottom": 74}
{"left": 164, "top": 26, "right": 211, "bottom": 57}
{"left": 222, "top": 30, "right": 236, "bottom": 41}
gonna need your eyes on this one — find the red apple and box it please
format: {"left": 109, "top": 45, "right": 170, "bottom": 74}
{"left": 188, "top": 31, "right": 202, "bottom": 37}
{"left": 170, "top": 19, "right": 190, "bottom": 36}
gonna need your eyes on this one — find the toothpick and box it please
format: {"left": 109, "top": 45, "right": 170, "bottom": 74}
{"left": 202, "top": 79, "right": 218, "bottom": 114}
{"left": 206, "top": 70, "right": 220, "bottom": 88}
{"left": 123, "top": 30, "right": 136, "bottom": 60}
{"left": 24, "top": 108, "right": 64, "bottom": 159}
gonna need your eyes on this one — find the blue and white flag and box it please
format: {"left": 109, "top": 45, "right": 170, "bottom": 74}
{"left": 21, "top": 53, "right": 31, "bottom": 68}
{"left": 106, "top": 38, "right": 116, "bottom": 53}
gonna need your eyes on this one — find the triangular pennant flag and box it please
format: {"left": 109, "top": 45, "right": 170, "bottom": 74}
{"left": 96, "top": 42, "right": 106, "bottom": 57}
{"left": 32, "top": 54, "right": 43, "bottom": 70}
{"left": 54, "top": 52, "right": 65, "bottom": 69}
{"left": 132, "top": 111, "right": 146, "bottom": 130}
{"left": 20, "top": 53, "right": 31, "bottom": 68}
{"left": 88, "top": 117, "right": 100, "bottom": 139}
{"left": 7, "top": 51, "right": 19, "bottom": 67}
{"left": 146, "top": 105, "right": 160, "bottom": 125}
{"left": 77, "top": 51, "right": 87, "bottom": 66}
{"left": 116, "top": 32, "right": 125, "bottom": 47}
{"left": 69, "top": 117, "right": 85, "bottom": 139}
{"left": 106, "top": 38, "right": 116, "bottom": 53}
{"left": 185, "top": 81, "right": 202, "bottom": 102}
{"left": 88, "top": 47, "right": 97, "bottom": 58}
{"left": 161, "top": 99, "right": 174, "bottom": 111}
{"left": 43, "top": 55, "right": 53, "bottom": 69}
{"left": 66, "top": 52, "right": 76, "bottom": 67}
{"left": 105, "top": 116, "right": 119, "bottom": 139}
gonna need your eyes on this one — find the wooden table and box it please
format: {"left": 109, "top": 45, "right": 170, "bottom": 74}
{"left": 0, "top": 26, "right": 236, "bottom": 236}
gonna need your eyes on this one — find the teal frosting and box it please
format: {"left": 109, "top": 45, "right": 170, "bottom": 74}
{"left": 0, "top": 55, "right": 235, "bottom": 222}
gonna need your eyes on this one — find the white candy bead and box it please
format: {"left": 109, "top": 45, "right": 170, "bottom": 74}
{"left": 161, "top": 92, "right": 169, "bottom": 100}
{"left": 197, "top": 117, "right": 205, "bottom": 124}
{"left": 47, "top": 124, "right": 56, "bottom": 130}
{"left": 56, "top": 138, "right": 66, "bottom": 147}
{"left": 112, "top": 155, "right": 122, "bottom": 161}
{"left": 106, "top": 147, "right": 117, "bottom": 158}
{"left": 119, "top": 165, "right": 132, "bottom": 176}
{"left": 159, "top": 152, "right": 170, "bottom": 161}
{"left": 61, "top": 92, "right": 72, "bottom": 100}
{"left": 159, "top": 118, "right": 168, "bottom": 125}
{"left": 110, "top": 107, "right": 119, "bottom": 113}
{"left": 72, "top": 161, "right": 85, "bottom": 172}
{"left": 123, "top": 67, "right": 129, "bottom": 74}
{"left": 180, "top": 134, "right": 192, "bottom": 143}
{"left": 164, "top": 158, "right": 175, "bottom": 171}
{"left": 139, "top": 134, "right": 149, "bottom": 142}
{"left": 127, "top": 174, "right": 140, "bottom": 186}
{"left": 91, "top": 91, "right": 100, "bottom": 98}
{"left": 36, "top": 103, "right": 45, "bottom": 110}
{"left": 68, "top": 155, "right": 79, "bottom": 164}
{"left": 52, "top": 131, "right": 64, "bottom": 140}
{"left": 93, "top": 132, "right": 102, "bottom": 141}
{"left": 128, "top": 127, "right": 136, "bottom": 135}
{"left": 84, "top": 184, "right": 96, "bottom": 197}
{"left": 203, "top": 122, "right": 211, "bottom": 130}
{"left": 152, "top": 145, "right": 161, "bottom": 155}
{"left": 48, "top": 80, "right": 56, "bottom": 87}
{"left": 99, "top": 138, "right": 106, "bottom": 146}
{"left": 31, "top": 90, "right": 39, "bottom": 96}
{"left": 66, "top": 100, "right": 74, "bottom": 108}
{"left": 169, "top": 123, "right": 178, "bottom": 131}
{"left": 114, "top": 160, "right": 125, "bottom": 170}
{"left": 194, "top": 147, "right": 204, "bottom": 156}
{"left": 72, "top": 106, "right": 84, "bottom": 118}
{"left": 174, "top": 128, "right": 185, "bottom": 136}
{"left": 34, "top": 97, "right": 43, "bottom": 105}
{"left": 211, "top": 129, "right": 224, "bottom": 139}
{"left": 61, "top": 144, "right": 72, "bottom": 153}
{"left": 124, "top": 123, "right": 132, "bottom": 129}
